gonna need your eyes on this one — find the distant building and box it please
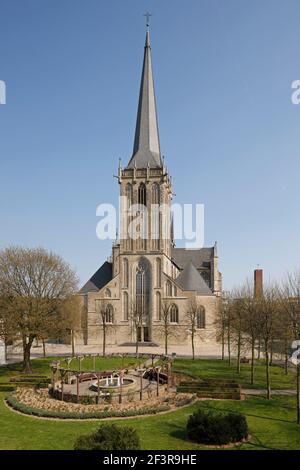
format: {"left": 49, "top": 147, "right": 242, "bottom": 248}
{"left": 78, "top": 28, "right": 222, "bottom": 347}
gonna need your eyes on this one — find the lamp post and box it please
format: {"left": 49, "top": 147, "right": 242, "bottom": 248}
{"left": 119, "top": 370, "right": 124, "bottom": 404}
{"left": 138, "top": 368, "right": 146, "bottom": 401}
{"left": 155, "top": 366, "right": 161, "bottom": 397}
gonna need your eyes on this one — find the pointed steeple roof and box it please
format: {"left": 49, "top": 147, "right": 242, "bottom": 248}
{"left": 176, "top": 261, "right": 213, "bottom": 295}
{"left": 127, "top": 30, "right": 162, "bottom": 169}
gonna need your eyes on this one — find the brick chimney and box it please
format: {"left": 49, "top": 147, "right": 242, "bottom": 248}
{"left": 254, "top": 269, "right": 263, "bottom": 297}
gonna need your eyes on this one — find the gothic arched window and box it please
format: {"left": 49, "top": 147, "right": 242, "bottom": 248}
{"left": 166, "top": 280, "right": 172, "bottom": 297}
{"left": 105, "top": 304, "right": 114, "bottom": 324}
{"left": 197, "top": 306, "right": 206, "bottom": 329}
{"left": 104, "top": 288, "right": 111, "bottom": 298}
{"left": 138, "top": 183, "right": 147, "bottom": 207}
{"left": 123, "top": 258, "right": 129, "bottom": 288}
{"left": 123, "top": 292, "right": 129, "bottom": 321}
{"left": 156, "top": 291, "right": 161, "bottom": 320}
{"left": 156, "top": 258, "right": 161, "bottom": 287}
{"left": 125, "top": 184, "right": 133, "bottom": 250}
{"left": 136, "top": 259, "right": 150, "bottom": 316}
{"left": 170, "top": 304, "right": 179, "bottom": 323}
{"left": 152, "top": 183, "right": 160, "bottom": 248}
{"left": 126, "top": 183, "right": 133, "bottom": 206}
{"left": 152, "top": 183, "right": 160, "bottom": 204}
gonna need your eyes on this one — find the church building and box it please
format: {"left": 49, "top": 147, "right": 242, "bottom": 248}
{"left": 79, "top": 28, "right": 222, "bottom": 349}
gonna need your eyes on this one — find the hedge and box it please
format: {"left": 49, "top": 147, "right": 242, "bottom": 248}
{"left": 6, "top": 394, "right": 171, "bottom": 420}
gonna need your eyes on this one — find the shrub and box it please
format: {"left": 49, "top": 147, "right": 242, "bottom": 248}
{"left": 186, "top": 409, "right": 248, "bottom": 445}
{"left": 74, "top": 424, "right": 141, "bottom": 450}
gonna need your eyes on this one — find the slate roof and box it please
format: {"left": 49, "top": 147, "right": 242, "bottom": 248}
{"left": 79, "top": 261, "right": 112, "bottom": 294}
{"left": 171, "top": 247, "right": 214, "bottom": 270}
{"left": 175, "top": 261, "right": 213, "bottom": 295}
{"left": 127, "top": 30, "right": 162, "bottom": 169}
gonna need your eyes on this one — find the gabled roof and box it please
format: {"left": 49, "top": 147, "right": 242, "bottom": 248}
{"left": 171, "top": 247, "right": 214, "bottom": 270}
{"left": 126, "top": 30, "right": 162, "bottom": 169}
{"left": 175, "top": 261, "right": 213, "bottom": 296}
{"left": 79, "top": 261, "right": 112, "bottom": 294}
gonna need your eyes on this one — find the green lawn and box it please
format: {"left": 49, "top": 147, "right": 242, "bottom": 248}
{"left": 173, "top": 358, "right": 296, "bottom": 390}
{"left": 0, "top": 355, "right": 141, "bottom": 383}
{"left": 0, "top": 356, "right": 299, "bottom": 450}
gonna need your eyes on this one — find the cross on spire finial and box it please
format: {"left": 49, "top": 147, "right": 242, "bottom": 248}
{"left": 143, "top": 11, "right": 152, "bottom": 29}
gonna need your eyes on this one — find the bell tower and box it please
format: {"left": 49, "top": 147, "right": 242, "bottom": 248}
{"left": 118, "top": 28, "right": 173, "bottom": 258}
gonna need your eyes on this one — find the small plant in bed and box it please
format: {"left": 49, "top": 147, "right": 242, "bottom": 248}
{"left": 74, "top": 424, "right": 141, "bottom": 450}
{"left": 186, "top": 409, "right": 248, "bottom": 445}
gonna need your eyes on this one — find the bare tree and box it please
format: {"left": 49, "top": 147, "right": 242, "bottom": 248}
{"left": 231, "top": 291, "right": 246, "bottom": 374}
{"left": 129, "top": 299, "right": 145, "bottom": 356}
{"left": 216, "top": 293, "right": 234, "bottom": 365}
{"left": 185, "top": 296, "right": 205, "bottom": 360}
{"left": 241, "top": 282, "right": 260, "bottom": 385}
{"left": 257, "top": 284, "right": 279, "bottom": 399}
{"left": 157, "top": 300, "right": 179, "bottom": 355}
{"left": 0, "top": 246, "right": 78, "bottom": 372}
{"left": 214, "top": 296, "right": 227, "bottom": 360}
{"left": 58, "top": 295, "right": 83, "bottom": 356}
{"left": 95, "top": 299, "right": 115, "bottom": 357}
{"left": 280, "top": 271, "right": 300, "bottom": 424}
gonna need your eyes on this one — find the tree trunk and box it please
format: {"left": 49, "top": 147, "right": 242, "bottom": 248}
{"left": 284, "top": 337, "right": 288, "bottom": 375}
{"left": 251, "top": 335, "right": 255, "bottom": 385}
{"left": 22, "top": 336, "right": 34, "bottom": 373}
{"left": 269, "top": 338, "right": 273, "bottom": 366}
{"left": 102, "top": 324, "right": 106, "bottom": 357}
{"left": 71, "top": 329, "right": 75, "bottom": 357}
{"left": 265, "top": 343, "right": 271, "bottom": 399}
{"left": 227, "top": 329, "right": 231, "bottom": 365}
{"left": 297, "top": 363, "right": 300, "bottom": 425}
{"left": 257, "top": 336, "right": 261, "bottom": 360}
{"left": 191, "top": 330, "right": 195, "bottom": 360}
{"left": 221, "top": 333, "right": 225, "bottom": 360}
{"left": 237, "top": 331, "right": 241, "bottom": 374}
{"left": 135, "top": 329, "right": 139, "bottom": 357}
{"left": 42, "top": 338, "right": 46, "bottom": 357}
{"left": 165, "top": 332, "right": 168, "bottom": 356}
{"left": 4, "top": 342, "right": 8, "bottom": 363}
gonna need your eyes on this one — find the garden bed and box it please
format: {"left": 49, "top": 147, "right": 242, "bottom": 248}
{"left": 5, "top": 387, "right": 196, "bottom": 420}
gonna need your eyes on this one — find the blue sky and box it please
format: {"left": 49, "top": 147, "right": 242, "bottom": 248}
{"left": 0, "top": 0, "right": 299, "bottom": 289}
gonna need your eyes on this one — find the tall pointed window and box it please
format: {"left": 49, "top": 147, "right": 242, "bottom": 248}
{"left": 137, "top": 183, "right": 147, "bottom": 250}
{"left": 156, "top": 258, "right": 161, "bottom": 287}
{"left": 104, "top": 288, "right": 111, "bottom": 298}
{"left": 123, "top": 292, "right": 129, "bottom": 321}
{"left": 156, "top": 291, "right": 161, "bottom": 320}
{"left": 136, "top": 259, "right": 150, "bottom": 317}
{"left": 166, "top": 280, "right": 172, "bottom": 297}
{"left": 170, "top": 304, "right": 179, "bottom": 323}
{"left": 152, "top": 183, "right": 160, "bottom": 249}
{"left": 138, "top": 183, "right": 147, "bottom": 207}
{"left": 105, "top": 304, "right": 114, "bottom": 324}
{"left": 123, "top": 258, "right": 129, "bottom": 288}
{"left": 197, "top": 306, "right": 206, "bottom": 329}
{"left": 125, "top": 184, "right": 133, "bottom": 250}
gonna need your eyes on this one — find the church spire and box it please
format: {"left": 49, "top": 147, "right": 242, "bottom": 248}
{"left": 126, "top": 27, "right": 162, "bottom": 169}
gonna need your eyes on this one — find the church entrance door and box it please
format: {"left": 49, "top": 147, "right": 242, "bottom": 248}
{"left": 143, "top": 327, "right": 149, "bottom": 342}
{"left": 137, "top": 327, "right": 142, "bottom": 342}
{"left": 137, "top": 327, "right": 150, "bottom": 343}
